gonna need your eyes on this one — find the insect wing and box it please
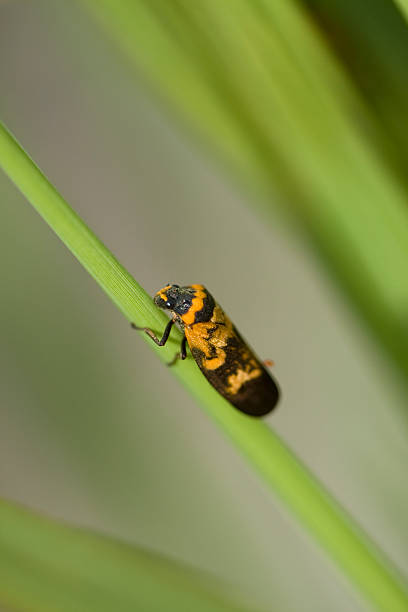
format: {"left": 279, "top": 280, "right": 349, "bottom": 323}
{"left": 186, "top": 322, "right": 279, "bottom": 417}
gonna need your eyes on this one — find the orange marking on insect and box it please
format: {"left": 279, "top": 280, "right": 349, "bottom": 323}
{"left": 184, "top": 321, "right": 229, "bottom": 369}
{"left": 203, "top": 355, "right": 226, "bottom": 370}
{"left": 226, "top": 366, "right": 262, "bottom": 395}
{"left": 157, "top": 285, "right": 171, "bottom": 303}
{"left": 181, "top": 285, "right": 207, "bottom": 325}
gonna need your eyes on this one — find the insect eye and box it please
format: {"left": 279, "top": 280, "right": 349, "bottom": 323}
{"left": 166, "top": 301, "right": 172, "bottom": 308}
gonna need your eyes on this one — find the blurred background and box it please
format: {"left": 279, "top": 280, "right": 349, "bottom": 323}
{"left": 1, "top": 1, "right": 408, "bottom": 611}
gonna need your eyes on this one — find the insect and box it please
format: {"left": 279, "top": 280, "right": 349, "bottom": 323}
{"left": 132, "top": 284, "right": 280, "bottom": 417}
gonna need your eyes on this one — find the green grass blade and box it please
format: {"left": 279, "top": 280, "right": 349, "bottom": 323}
{"left": 0, "top": 498, "right": 252, "bottom": 612}
{"left": 1, "top": 122, "right": 408, "bottom": 610}
{"left": 81, "top": 0, "right": 408, "bottom": 386}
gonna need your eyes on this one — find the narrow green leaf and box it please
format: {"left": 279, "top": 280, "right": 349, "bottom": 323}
{"left": 0, "top": 498, "right": 252, "bottom": 612}
{"left": 1, "top": 121, "right": 407, "bottom": 611}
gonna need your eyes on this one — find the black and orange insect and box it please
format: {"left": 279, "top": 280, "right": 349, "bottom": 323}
{"left": 132, "top": 284, "right": 279, "bottom": 417}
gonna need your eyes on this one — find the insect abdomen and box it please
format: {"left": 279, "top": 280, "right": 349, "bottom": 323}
{"left": 186, "top": 321, "right": 279, "bottom": 416}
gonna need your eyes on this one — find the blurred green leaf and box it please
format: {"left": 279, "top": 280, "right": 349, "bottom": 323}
{"left": 81, "top": 0, "right": 408, "bottom": 387}
{"left": 303, "top": 0, "right": 408, "bottom": 182}
{"left": 393, "top": 0, "right": 408, "bottom": 21}
{"left": 0, "top": 498, "right": 252, "bottom": 612}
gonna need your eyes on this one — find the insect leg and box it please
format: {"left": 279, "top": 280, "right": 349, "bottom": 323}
{"left": 180, "top": 335, "right": 187, "bottom": 359}
{"left": 131, "top": 317, "right": 174, "bottom": 346}
{"left": 167, "top": 335, "right": 187, "bottom": 367}
{"left": 263, "top": 359, "right": 275, "bottom": 367}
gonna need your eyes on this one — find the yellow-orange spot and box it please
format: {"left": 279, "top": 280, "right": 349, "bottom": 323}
{"left": 226, "top": 367, "right": 262, "bottom": 395}
{"left": 182, "top": 285, "right": 207, "bottom": 325}
{"left": 203, "top": 356, "right": 225, "bottom": 370}
{"left": 185, "top": 320, "right": 229, "bottom": 370}
{"left": 184, "top": 301, "right": 236, "bottom": 371}
{"left": 156, "top": 285, "right": 171, "bottom": 303}
{"left": 185, "top": 325, "right": 224, "bottom": 356}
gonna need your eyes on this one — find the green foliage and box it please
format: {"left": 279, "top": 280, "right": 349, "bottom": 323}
{"left": 0, "top": 499, "right": 251, "bottom": 612}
